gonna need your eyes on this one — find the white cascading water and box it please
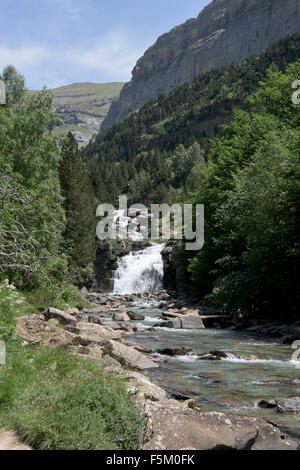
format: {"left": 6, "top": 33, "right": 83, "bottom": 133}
{"left": 113, "top": 243, "right": 165, "bottom": 295}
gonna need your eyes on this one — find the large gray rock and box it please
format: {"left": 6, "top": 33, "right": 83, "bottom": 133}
{"left": 258, "top": 400, "right": 277, "bottom": 409}
{"left": 125, "top": 371, "right": 167, "bottom": 402}
{"left": 157, "top": 346, "right": 192, "bottom": 357}
{"left": 121, "top": 339, "right": 153, "bottom": 354}
{"left": 277, "top": 397, "right": 300, "bottom": 414}
{"left": 258, "top": 379, "right": 300, "bottom": 387}
{"left": 127, "top": 311, "right": 145, "bottom": 321}
{"left": 68, "top": 344, "right": 103, "bottom": 361}
{"left": 108, "top": 340, "right": 158, "bottom": 370}
{"left": 181, "top": 316, "right": 205, "bottom": 330}
{"left": 15, "top": 315, "right": 84, "bottom": 347}
{"left": 157, "top": 319, "right": 182, "bottom": 329}
{"left": 69, "top": 321, "right": 125, "bottom": 346}
{"left": 159, "top": 313, "right": 205, "bottom": 330}
{"left": 143, "top": 408, "right": 298, "bottom": 450}
{"left": 101, "top": 0, "right": 300, "bottom": 131}
{"left": 112, "top": 311, "right": 131, "bottom": 322}
{"left": 43, "top": 307, "right": 76, "bottom": 328}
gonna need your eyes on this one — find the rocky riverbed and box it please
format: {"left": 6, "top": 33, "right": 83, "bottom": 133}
{"left": 13, "top": 289, "right": 300, "bottom": 450}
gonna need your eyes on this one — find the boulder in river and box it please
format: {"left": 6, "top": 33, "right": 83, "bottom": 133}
{"left": 258, "top": 400, "right": 277, "bottom": 409}
{"left": 157, "top": 346, "right": 192, "bottom": 357}
{"left": 198, "top": 354, "right": 222, "bottom": 361}
{"left": 158, "top": 315, "right": 205, "bottom": 330}
{"left": 209, "top": 350, "right": 230, "bottom": 359}
{"left": 180, "top": 308, "right": 199, "bottom": 316}
{"left": 112, "top": 311, "right": 131, "bottom": 322}
{"left": 277, "top": 397, "right": 300, "bottom": 414}
{"left": 154, "top": 319, "right": 182, "bottom": 329}
{"left": 258, "top": 396, "right": 300, "bottom": 413}
{"left": 198, "top": 350, "right": 232, "bottom": 361}
{"left": 257, "top": 379, "right": 300, "bottom": 387}
{"left": 181, "top": 316, "right": 205, "bottom": 329}
{"left": 127, "top": 311, "right": 145, "bottom": 321}
{"left": 281, "top": 335, "right": 300, "bottom": 345}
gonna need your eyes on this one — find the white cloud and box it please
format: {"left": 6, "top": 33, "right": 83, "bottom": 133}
{"left": 0, "top": 45, "right": 45, "bottom": 70}
{"left": 0, "top": 30, "right": 147, "bottom": 89}
{"left": 77, "top": 31, "right": 145, "bottom": 78}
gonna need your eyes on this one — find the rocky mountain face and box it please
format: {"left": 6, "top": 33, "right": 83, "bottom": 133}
{"left": 50, "top": 82, "right": 123, "bottom": 147}
{"left": 101, "top": 0, "right": 300, "bottom": 131}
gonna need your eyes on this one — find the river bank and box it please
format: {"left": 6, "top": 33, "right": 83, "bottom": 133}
{"left": 154, "top": 294, "right": 300, "bottom": 346}
{"left": 86, "top": 290, "right": 300, "bottom": 440}
{"left": 5, "top": 289, "right": 298, "bottom": 450}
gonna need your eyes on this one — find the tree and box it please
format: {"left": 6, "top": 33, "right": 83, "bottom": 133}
{"left": 0, "top": 175, "right": 39, "bottom": 277}
{"left": 0, "top": 67, "right": 65, "bottom": 286}
{"left": 185, "top": 63, "right": 300, "bottom": 318}
{"left": 212, "top": 131, "right": 299, "bottom": 317}
{"left": 60, "top": 133, "right": 96, "bottom": 283}
{"left": 127, "top": 170, "right": 153, "bottom": 206}
{"left": 0, "top": 65, "right": 26, "bottom": 108}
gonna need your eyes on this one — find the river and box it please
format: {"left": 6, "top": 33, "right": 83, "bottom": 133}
{"left": 110, "top": 243, "right": 300, "bottom": 440}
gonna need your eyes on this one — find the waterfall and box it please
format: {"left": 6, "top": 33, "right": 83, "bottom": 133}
{"left": 112, "top": 243, "right": 165, "bottom": 295}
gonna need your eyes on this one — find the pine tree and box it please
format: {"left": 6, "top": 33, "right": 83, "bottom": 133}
{"left": 60, "top": 132, "right": 96, "bottom": 284}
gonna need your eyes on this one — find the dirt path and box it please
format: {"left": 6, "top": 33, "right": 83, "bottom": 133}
{"left": 0, "top": 431, "right": 31, "bottom": 450}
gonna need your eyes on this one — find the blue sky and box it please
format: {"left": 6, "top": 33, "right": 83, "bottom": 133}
{"left": 0, "top": 0, "right": 211, "bottom": 89}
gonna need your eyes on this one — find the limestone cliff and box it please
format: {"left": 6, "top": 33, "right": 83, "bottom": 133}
{"left": 101, "top": 0, "right": 300, "bottom": 131}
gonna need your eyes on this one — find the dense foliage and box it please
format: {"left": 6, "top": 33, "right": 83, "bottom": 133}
{"left": 83, "top": 36, "right": 300, "bottom": 319}
{"left": 0, "top": 66, "right": 96, "bottom": 299}
{"left": 181, "top": 61, "right": 300, "bottom": 319}
{"left": 60, "top": 133, "right": 96, "bottom": 284}
{"left": 82, "top": 34, "right": 300, "bottom": 205}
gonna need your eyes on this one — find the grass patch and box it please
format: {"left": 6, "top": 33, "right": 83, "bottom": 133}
{"left": 0, "top": 344, "right": 143, "bottom": 450}
{"left": 16, "top": 284, "right": 89, "bottom": 316}
{"left": 0, "top": 280, "right": 143, "bottom": 450}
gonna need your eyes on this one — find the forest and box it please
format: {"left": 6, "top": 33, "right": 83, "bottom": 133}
{"left": 0, "top": 34, "right": 299, "bottom": 320}
{"left": 82, "top": 35, "right": 300, "bottom": 320}
{"left": 0, "top": 66, "right": 96, "bottom": 305}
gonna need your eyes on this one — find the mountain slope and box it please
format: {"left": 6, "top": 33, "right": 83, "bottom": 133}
{"left": 101, "top": 0, "right": 300, "bottom": 131}
{"left": 83, "top": 34, "right": 300, "bottom": 164}
{"left": 50, "top": 82, "right": 124, "bottom": 147}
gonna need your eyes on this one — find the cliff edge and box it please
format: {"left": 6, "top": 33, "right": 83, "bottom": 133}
{"left": 101, "top": 0, "right": 300, "bottom": 131}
